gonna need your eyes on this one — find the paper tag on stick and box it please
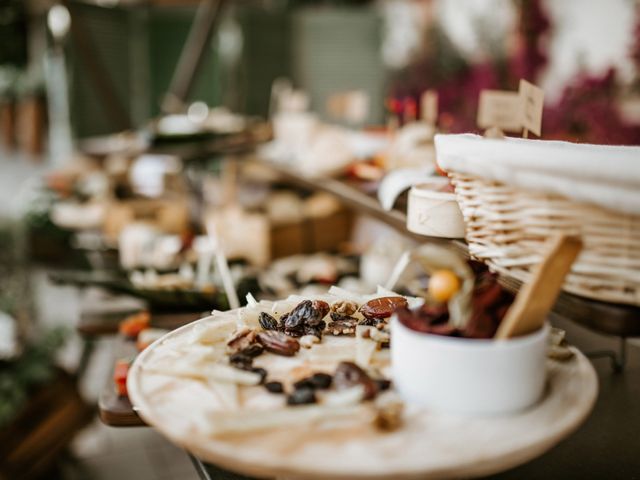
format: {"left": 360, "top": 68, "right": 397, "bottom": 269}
{"left": 420, "top": 90, "right": 438, "bottom": 126}
{"left": 519, "top": 79, "right": 544, "bottom": 137}
{"left": 477, "top": 90, "right": 522, "bottom": 132}
{"left": 327, "top": 90, "right": 369, "bottom": 124}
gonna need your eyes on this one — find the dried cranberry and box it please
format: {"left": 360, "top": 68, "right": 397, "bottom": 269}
{"left": 464, "top": 312, "right": 498, "bottom": 339}
{"left": 428, "top": 323, "right": 461, "bottom": 337}
{"left": 473, "top": 281, "right": 503, "bottom": 311}
{"left": 396, "top": 307, "right": 430, "bottom": 333}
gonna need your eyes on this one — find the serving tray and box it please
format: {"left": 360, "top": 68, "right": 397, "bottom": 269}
{"left": 127, "top": 307, "right": 597, "bottom": 480}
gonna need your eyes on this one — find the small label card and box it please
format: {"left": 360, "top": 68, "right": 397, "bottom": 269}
{"left": 477, "top": 90, "right": 523, "bottom": 132}
{"left": 519, "top": 79, "right": 544, "bottom": 137}
{"left": 477, "top": 80, "right": 545, "bottom": 137}
{"left": 420, "top": 90, "right": 438, "bottom": 127}
{"left": 327, "top": 90, "right": 369, "bottom": 124}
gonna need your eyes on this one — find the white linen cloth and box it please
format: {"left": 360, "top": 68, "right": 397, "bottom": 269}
{"left": 435, "top": 133, "right": 640, "bottom": 215}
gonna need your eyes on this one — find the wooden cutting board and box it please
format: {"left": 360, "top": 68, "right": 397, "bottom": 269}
{"left": 127, "top": 308, "right": 597, "bottom": 480}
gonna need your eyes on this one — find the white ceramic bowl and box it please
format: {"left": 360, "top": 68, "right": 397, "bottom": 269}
{"left": 406, "top": 180, "right": 465, "bottom": 238}
{"left": 391, "top": 317, "right": 549, "bottom": 415}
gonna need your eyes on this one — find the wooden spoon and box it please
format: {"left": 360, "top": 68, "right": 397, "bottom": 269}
{"left": 495, "top": 234, "right": 583, "bottom": 339}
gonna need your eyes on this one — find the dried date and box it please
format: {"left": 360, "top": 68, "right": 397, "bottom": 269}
{"left": 310, "top": 372, "right": 332, "bottom": 389}
{"left": 258, "top": 312, "right": 279, "bottom": 331}
{"left": 241, "top": 343, "right": 264, "bottom": 358}
{"left": 284, "top": 300, "right": 329, "bottom": 331}
{"left": 334, "top": 361, "right": 378, "bottom": 400}
{"left": 303, "top": 320, "right": 326, "bottom": 338}
{"left": 360, "top": 297, "right": 408, "bottom": 320}
{"left": 284, "top": 327, "right": 305, "bottom": 338}
{"left": 287, "top": 387, "right": 316, "bottom": 406}
{"left": 293, "top": 373, "right": 332, "bottom": 391}
{"left": 293, "top": 377, "right": 316, "bottom": 390}
{"left": 257, "top": 331, "right": 300, "bottom": 356}
{"left": 278, "top": 313, "right": 289, "bottom": 332}
{"left": 311, "top": 300, "right": 330, "bottom": 323}
{"left": 374, "top": 379, "right": 392, "bottom": 392}
{"left": 227, "top": 327, "right": 257, "bottom": 354}
{"left": 264, "top": 381, "right": 284, "bottom": 393}
{"left": 229, "top": 352, "right": 253, "bottom": 369}
{"left": 250, "top": 367, "right": 267, "bottom": 384}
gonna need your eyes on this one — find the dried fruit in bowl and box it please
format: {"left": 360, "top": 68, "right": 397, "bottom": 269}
{"left": 398, "top": 262, "right": 513, "bottom": 339}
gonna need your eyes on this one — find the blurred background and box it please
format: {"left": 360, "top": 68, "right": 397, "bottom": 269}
{"left": 1, "top": 1, "right": 640, "bottom": 479}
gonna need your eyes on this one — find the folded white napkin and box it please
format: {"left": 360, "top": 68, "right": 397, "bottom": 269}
{"left": 435, "top": 133, "right": 640, "bottom": 215}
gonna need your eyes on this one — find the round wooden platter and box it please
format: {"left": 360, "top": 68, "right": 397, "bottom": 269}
{"left": 127, "top": 307, "right": 598, "bottom": 480}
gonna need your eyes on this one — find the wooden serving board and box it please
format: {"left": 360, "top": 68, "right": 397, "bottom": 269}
{"left": 127, "top": 308, "right": 597, "bottom": 480}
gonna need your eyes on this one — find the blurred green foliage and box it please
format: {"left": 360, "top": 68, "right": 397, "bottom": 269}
{"left": 0, "top": 0, "right": 28, "bottom": 67}
{"left": 0, "top": 327, "right": 68, "bottom": 428}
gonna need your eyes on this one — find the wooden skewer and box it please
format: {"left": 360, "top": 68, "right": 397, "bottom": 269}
{"left": 495, "top": 234, "right": 583, "bottom": 339}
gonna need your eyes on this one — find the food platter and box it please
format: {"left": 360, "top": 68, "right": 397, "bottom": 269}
{"left": 127, "top": 294, "right": 597, "bottom": 480}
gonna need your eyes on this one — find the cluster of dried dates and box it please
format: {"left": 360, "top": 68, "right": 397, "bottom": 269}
{"left": 225, "top": 297, "right": 403, "bottom": 410}
{"left": 397, "top": 262, "right": 514, "bottom": 339}
{"left": 257, "top": 297, "right": 407, "bottom": 343}
{"left": 266, "top": 362, "right": 391, "bottom": 408}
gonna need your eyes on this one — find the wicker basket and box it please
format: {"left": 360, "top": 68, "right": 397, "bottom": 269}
{"left": 436, "top": 134, "right": 640, "bottom": 307}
